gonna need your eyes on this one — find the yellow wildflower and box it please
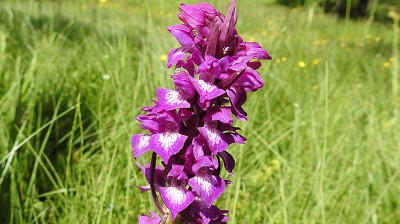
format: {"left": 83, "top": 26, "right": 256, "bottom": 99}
{"left": 99, "top": 0, "right": 107, "bottom": 3}
{"left": 281, "top": 57, "right": 287, "bottom": 62}
{"left": 160, "top": 54, "right": 168, "bottom": 61}
{"left": 383, "top": 62, "right": 390, "bottom": 68}
{"left": 389, "top": 57, "right": 396, "bottom": 62}
{"left": 312, "top": 59, "right": 319, "bottom": 65}
{"left": 298, "top": 61, "right": 306, "bottom": 68}
{"left": 375, "top": 36, "right": 381, "bottom": 42}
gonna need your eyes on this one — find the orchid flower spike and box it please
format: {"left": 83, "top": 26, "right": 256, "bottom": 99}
{"left": 132, "top": 1, "right": 271, "bottom": 223}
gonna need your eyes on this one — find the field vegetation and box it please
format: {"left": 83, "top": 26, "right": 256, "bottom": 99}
{"left": 0, "top": 0, "right": 399, "bottom": 223}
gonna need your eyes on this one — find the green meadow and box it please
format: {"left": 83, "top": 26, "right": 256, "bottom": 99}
{"left": 1, "top": 0, "right": 399, "bottom": 223}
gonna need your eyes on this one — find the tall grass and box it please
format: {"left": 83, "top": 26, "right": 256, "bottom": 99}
{"left": 0, "top": 0, "right": 399, "bottom": 223}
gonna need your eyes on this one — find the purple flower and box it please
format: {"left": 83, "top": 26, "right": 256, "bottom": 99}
{"left": 132, "top": 0, "right": 271, "bottom": 222}
{"left": 138, "top": 211, "right": 161, "bottom": 224}
{"left": 160, "top": 165, "right": 196, "bottom": 219}
{"left": 188, "top": 156, "right": 226, "bottom": 207}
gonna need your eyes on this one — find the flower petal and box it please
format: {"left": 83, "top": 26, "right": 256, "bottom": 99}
{"left": 167, "top": 24, "right": 195, "bottom": 48}
{"left": 180, "top": 197, "right": 229, "bottom": 223}
{"left": 167, "top": 48, "right": 186, "bottom": 68}
{"left": 188, "top": 76, "right": 225, "bottom": 109}
{"left": 204, "top": 106, "right": 233, "bottom": 124}
{"left": 151, "top": 132, "right": 187, "bottom": 163}
{"left": 226, "top": 86, "right": 248, "bottom": 121}
{"left": 172, "top": 71, "right": 196, "bottom": 98}
{"left": 136, "top": 185, "right": 151, "bottom": 193}
{"left": 138, "top": 211, "right": 161, "bottom": 224}
{"left": 168, "top": 165, "right": 188, "bottom": 181}
{"left": 154, "top": 88, "right": 190, "bottom": 112}
{"left": 131, "top": 134, "right": 152, "bottom": 158}
{"left": 188, "top": 173, "right": 225, "bottom": 207}
{"left": 178, "top": 3, "right": 220, "bottom": 37}
{"left": 160, "top": 184, "right": 195, "bottom": 220}
{"left": 235, "top": 67, "right": 264, "bottom": 92}
{"left": 218, "top": 151, "right": 235, "bottom": 174}
{"left": 237, "top": 42, "right": 272, "bottom": 60}
{"left": 192, "top": 156, "right": 218, "bottom": 173}
{"left": 198, "top": 122, "right": 229, "bottom": 155}
{"left": 217, "top": 0, "right": 237, "bottom": 58}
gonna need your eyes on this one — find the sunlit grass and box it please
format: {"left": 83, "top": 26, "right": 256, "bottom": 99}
{"left": 0, "top": 0, "right": 399, "bottom": 223}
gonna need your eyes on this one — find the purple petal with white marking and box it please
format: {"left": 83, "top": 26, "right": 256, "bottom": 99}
{"left": 160, "top": 183, "right": 195, "bottom": 220}
{"left": 188, "top": 76, "right": 225, "bottom": 109}
{"left": 154, "top": 88, "right": 190, "bottom": 112}
{"left": 150, "top": 132, "right": 187, "bottom": 163}
{"left": 188, "top": 172, "right": 226, "bottom": 207}
{"left": 198, "top": 122, "right": 229, "bottom": 156}
{"left": 167, "top": 48, "right": 186, "bottom": 68}
{"left": 131, "top": 134, "right": 152, "bottom": 158}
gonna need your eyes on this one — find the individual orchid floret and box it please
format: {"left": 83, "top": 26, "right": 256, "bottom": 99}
{"left": 178, "top": 3, "right": 222, "bottom": 38}
{"left": 198, "top": 122, "right": 229, "bottom": 156}
{"left": 153, "top": 88, "right": 190, "bottom": 112}
{"left": 188, "top": 156, "right": 226, "bottom": 207}
{"left": 132, "top": 0, "right": 271, "bottom": 223}
{"left": 159, "top": 165, "right": 195, "bottom": 219}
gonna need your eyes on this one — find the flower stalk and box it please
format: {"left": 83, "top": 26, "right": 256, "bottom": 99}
{"left": 132, "top": 1, "right": 271, "bottom": 223}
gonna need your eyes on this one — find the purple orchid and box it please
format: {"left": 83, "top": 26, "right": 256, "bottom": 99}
{"left": 132, "top": 1, "right": 271, "bottom": 223}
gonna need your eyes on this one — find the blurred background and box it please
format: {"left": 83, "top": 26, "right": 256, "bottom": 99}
{"left": 0, "top": 0, "right": 399, "bottom": 223}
